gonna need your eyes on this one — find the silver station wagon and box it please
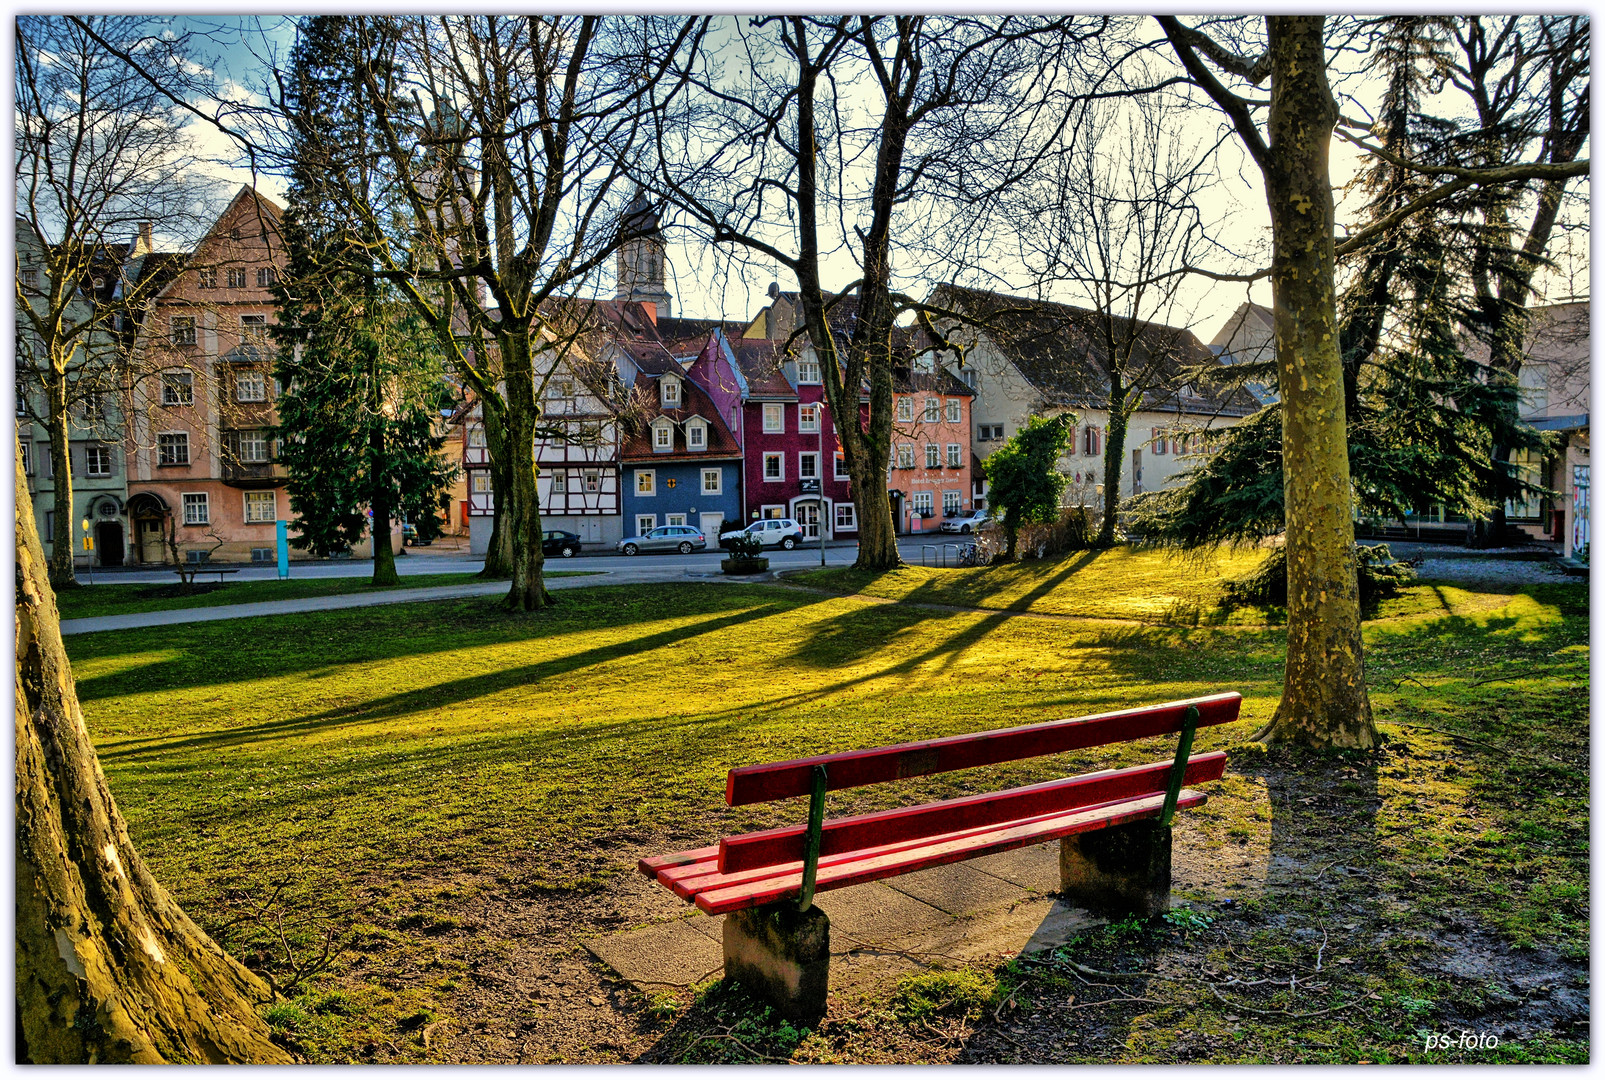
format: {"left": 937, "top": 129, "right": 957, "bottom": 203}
{"left": 616, "top": 525, "right": 708, "bottom": 555}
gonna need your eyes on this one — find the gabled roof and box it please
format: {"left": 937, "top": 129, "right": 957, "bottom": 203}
{"left": 620, "top": 372, "right": 743, "bottom": 461}
{"left": 729, "top": 338, "right": 795, "bottom": 400}
{"left": 930, "top": 283, "right": 1258, "bottom": 417}
{"left": 654, "top": 315, "right": 747, "bottom": 341}
{"left": 892, "top": 365, "right": 975, "bottom": 398}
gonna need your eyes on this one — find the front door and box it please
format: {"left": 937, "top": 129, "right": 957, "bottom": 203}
{"left": 798, "top": 501, "right": 821, "bottom": 540}
{"left": 1131, "top": 448, "right": 1143, "bottom": 495}
{"left": 699, "top": 511, "right": 724, "bottom": 538}
{"left": 137, "top": 518, "right": 166, "bottom": 563}
{"left": 96, "top": 521, "right": 125, "bottom": 567}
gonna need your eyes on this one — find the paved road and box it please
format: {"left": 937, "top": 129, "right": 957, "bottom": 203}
{"left": 78, "top": 535, "right": 974, "bottom": 586}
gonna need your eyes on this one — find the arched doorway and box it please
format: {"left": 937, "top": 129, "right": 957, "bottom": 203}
{"left": 125, "top": 492, "right": 170, "bottom": 565}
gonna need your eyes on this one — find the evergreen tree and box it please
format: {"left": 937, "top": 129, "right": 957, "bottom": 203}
{"left": 983, "top": 414, "right": 1077, "bottom": 561}
{"left": 273, "top": 17, "right": 457, "bottom": 585}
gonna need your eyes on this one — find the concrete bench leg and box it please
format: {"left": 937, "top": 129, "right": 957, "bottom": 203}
{"left": 1059, "top": 820, "right": 1172, "bottom": 917}
{"left": 722, "top": 902, "right": 830, "bottom": 1022}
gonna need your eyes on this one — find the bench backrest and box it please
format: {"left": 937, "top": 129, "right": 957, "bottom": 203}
{"left": 724, "top": 692, "right": 1241, "bottom": 806}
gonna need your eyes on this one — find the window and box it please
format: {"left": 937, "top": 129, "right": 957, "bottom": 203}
{"left": 256, "top": 267, "right": 278, "bottom": 288}
{"left": 897, "top": 444, "right": 915, "bottom": 469}
{"left": 946, "top": 399, "right": 961, "bottom": 424}
{"left": 80, "top": 391, "right": 105, "bottom": 422}
{"left": 471, "top": 473, "right": 493, "bottom": 494}
{"left": 182, "top": 492, "right": 209, "bottom": 524}
{"left": 799, "top": 403, "right": 820, "bottom": 433}
{"left": 797, "top": 359, "right": 821, "bottom": 384}
{"left": 227, "top": 268, "right": 246, "bottom": 288}
{"left": 897, "top": 397, "right": 913, "bottom": 422}
{"left": 946, "top": 443, "right": 962, "bottom": 468}
{"left": 171, "top": 317, "right": 196, "bottom": 346}
{"left": 85, "top": 445, "right": 111, "bottom": 478}
{"left": 243, "top": 490, "right": 275, "bottom": 523}
{"left": 702, "top": 468, "right": 721, "bottom": 494}
{"left": 763, "top": 452, "right": 784, "bottom": 481}
{"left": 1151, "top": 428, "right": 1167, "bottom": 455}
{"left": 551, "top": 471, "right": 566, "bottom": 494}
{"left": 232, "top": 430, "right": 270, "bottom": 462}
{"left": 912, "top": 491, "right": 934, "bottom": 515}
{"left": 583, "top": 470, "right": 600, "bottom": 493}
{"left": 236, "top": 371, "right": 267, "bottom": 402}
{"left": 925, "top": 443, "right": 939, "bottom": 469}
{"left": 1083, "top": 424, "right": 1101, "bottom": 457}
{"left": 661, "top": 376, "right": 680, "bottom": 406}
{"left": 667, "top": 513, "right": 687, "bottom": 527}
{"left": 636, "top": 469, "right": 655, "bottom": 495}
{"left": 20, "top": 267, "right": 38, "bottom": 290}
{"left": 653, "top": 421, "right": 673, "bottom": 450}
{"left": 799, "top": 452, "right": 818, "bottom": 479}
{"left": 18, "top": 441, "right": 30, "bottom": 475}
{"left": 834, "top": 502, "right": 856, "bottom": 530}
{"left": 240, "top": 314, "right": 268, "bottom": 341}
{"left": 687, "top": 419, "right": 706, "bottom": 449}
{"left": 159, "top": 432, "right": 191, "bottom": 466}
{"left": 197, "top": 268, "right": 217, "bottom": 289}
{"left": 637, "top": 514, "right": 656, "bottom": 535}
{"left": 834, "top": 453, "right": 849, "bottom": 480}
{"left": 943, "top": 490, "right": 962, "bottom": 516}
{"left": 924, "top": 398, "right": 940, "bottom": 423}
{"left": 979, "top": 423, "right": 1004, "bottom": 441}
{"left": 763, "top": 402, "right": 785, "bottom": 433}
{"left": 161, "top": 373, "right": 193, "bottom": 406}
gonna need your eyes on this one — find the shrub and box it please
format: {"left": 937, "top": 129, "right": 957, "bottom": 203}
{"left": 726, "top": 532, "right": 765, "bottom": 560}
{"left": 718, "top": 518, "right": 745, "bottom": 535}
{"left": 1013, "top": 504, "right": 1098, "bottom": 561}
{"left": 1221, "top": 542, "right": 1416, "bottom": 608}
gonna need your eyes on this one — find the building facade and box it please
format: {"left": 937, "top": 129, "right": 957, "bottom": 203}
{"left": 889, "top": 368, "right": 975, "bottom": 533}
{"left": 619, "top": 367, "right": 744, "bottom": 540}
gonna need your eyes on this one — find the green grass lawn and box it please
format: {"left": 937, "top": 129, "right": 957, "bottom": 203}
{"left": 56, "top": 570, "right": 599, "bottom": 620}
{"left": 63, "top": 558, "right": 1587, "bottom": 1064}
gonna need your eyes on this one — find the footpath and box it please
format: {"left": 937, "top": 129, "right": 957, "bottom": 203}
{"left": 58, "top": 568, "right": 716, "bottom": 636}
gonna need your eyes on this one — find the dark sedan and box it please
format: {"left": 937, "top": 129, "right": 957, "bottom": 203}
{"left": 542, "top": 530, "right": 582, "bottom": 558}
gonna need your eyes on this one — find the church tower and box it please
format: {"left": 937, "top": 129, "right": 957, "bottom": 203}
{"left": 614, "top": 188, "right": 673, "bottom": 319}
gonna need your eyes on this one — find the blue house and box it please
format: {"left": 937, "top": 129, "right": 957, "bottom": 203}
{"left": 619, "top": 364, "right": 744, "bottom": 542}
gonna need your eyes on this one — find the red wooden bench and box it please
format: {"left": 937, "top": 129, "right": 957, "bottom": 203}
{"left": 639, "top": 692, "right": 1239, "bottom": 1019}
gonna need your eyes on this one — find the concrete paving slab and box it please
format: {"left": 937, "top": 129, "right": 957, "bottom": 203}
{"left": 884, "top": 860, "right": 1030, "bottom": 917}
{"left": 815, "top": 881, "right": 952, "bottom": 947}
{"left": 966, "top": 843, "right": 1062, "bottom": 893}
{"left": 583, "top": 917, "right": 725, "bottom": 989}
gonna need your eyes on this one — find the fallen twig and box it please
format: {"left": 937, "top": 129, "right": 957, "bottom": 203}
{"left": 1389, "top": 721, "right": 1570, "bottom": 766}
{"left": 1315, "top": 928, "right": 1328, "bottom": 973}
{"left": 1207, "top": 985, "right": 1359, "bottom": 1020}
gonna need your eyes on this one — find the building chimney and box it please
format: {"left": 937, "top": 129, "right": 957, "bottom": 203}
{"left": 136, "top": 220, "right": 153, "bottom": 254}
{"left": 639, "top": 301, "right": 657, "bottom": 324}
{"left": 767, "top": 281, "right": 781, "bottom": 299}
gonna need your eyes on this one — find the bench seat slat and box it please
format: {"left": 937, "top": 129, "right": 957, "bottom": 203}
{"left": 719, "top": 752, "right": 1227, "bottom": 874}
{"left": 687, "top": 789, "right": 1208, "bottom": 915}
{"left": 637, "top": 844, "right": 720, "bottom": 878}
{"left": 663, "top": 794, "right": 1153, "bottom": 901}
{"left": 725, "top": 693, "right": 1240, "bottom": 805}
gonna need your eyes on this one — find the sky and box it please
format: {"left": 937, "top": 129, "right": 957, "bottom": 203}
{"left": 149, "top": 15, "right": 1590, "bottom": 347}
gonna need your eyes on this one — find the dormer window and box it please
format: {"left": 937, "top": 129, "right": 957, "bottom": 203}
{"left": 661, "top": 376, "right": 680, "bottom": 407}
{"left": 652, "top": 418, "right": 673, "bottom": 451}
{"left": 797, "top": 359, "right": 821, "bottom": 384}
{"left": 686, "top": 418, "right": 707, "bottom": 450}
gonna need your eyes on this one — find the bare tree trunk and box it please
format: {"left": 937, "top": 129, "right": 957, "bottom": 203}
{"left": 1253, "top": 16, "right": 1375, "bottom": 748}
{"left": 46, "top": 379, "right": 78, "bottom": 589}
{"left": 1097, "top": 389, "right": 1130, "bottom": 547}
{"left": 479, "top": 404, "right": 514, "bottom": 579}
{"left": 369, "top": 429, "right": 399, "bottom": 588}
{"left": 847, "top": 453, "right": 899, "bottom": 569}
{"left": 15, "top": 448, "right": 292, "bottom": 1064}
{"left": 501, "top": 334, "right": 549, "bottom": 611}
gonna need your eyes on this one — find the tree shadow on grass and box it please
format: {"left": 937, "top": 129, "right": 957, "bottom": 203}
{"left": 72, "top": 582, "right": 823, "bottom": 704}
{"left": 95, "top": 596, "right": 815, "bottom": 762}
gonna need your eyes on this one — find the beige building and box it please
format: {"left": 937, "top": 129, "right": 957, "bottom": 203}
{"left": 1507, "top": 301, "right": 1589, "bottom": 556}
{"left": 926, "top": 284, "right": 1259, "bottom": 509}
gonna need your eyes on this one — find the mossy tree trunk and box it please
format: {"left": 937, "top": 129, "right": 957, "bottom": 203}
{"left": 46, "top": 374, "right": 78, "bottom": 589}
{"left": 1254, "top": 16, "right": 1375, "bottom": 747}
{"left": 500, "top": 329, "right": 550, "bottom": 612}
{"left": 14, "top": 448, "right": 292, "bottom": 1064}
{"left": 1097, "top": 385, "right": 1130, "bottom": 547}
{"left": 478, "top": 400, "right": 515, "bottom": 579}
{"left": 368, "top": 342, "right": 400, "bottom": 587}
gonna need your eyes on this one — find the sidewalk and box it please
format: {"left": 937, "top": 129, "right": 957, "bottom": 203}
{"left": 59, "top": 569, "right": 675, "bottom": 636}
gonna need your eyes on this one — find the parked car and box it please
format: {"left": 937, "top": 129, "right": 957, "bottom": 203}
{"left": 617, "top": 525, "right": 708, "bottom": 556}
{"left": 940, "top": 510, "right": 991, "bottom": 534}
{"left": 542, "top": 529, "right": 582, "bottom": 558}
{"left": 727, "top": 518, "right": 805, "bottom": 550}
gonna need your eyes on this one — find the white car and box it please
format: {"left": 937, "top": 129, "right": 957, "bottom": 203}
{"left": 729, "top": 518, "right": 805, "bottom": 550}
{"left": 940, "top": 510, "right": 991, "bottom": 534}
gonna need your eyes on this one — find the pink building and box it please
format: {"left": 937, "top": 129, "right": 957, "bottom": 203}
{"left": 889, "top": 367, "right": 975, "bottom": 532}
